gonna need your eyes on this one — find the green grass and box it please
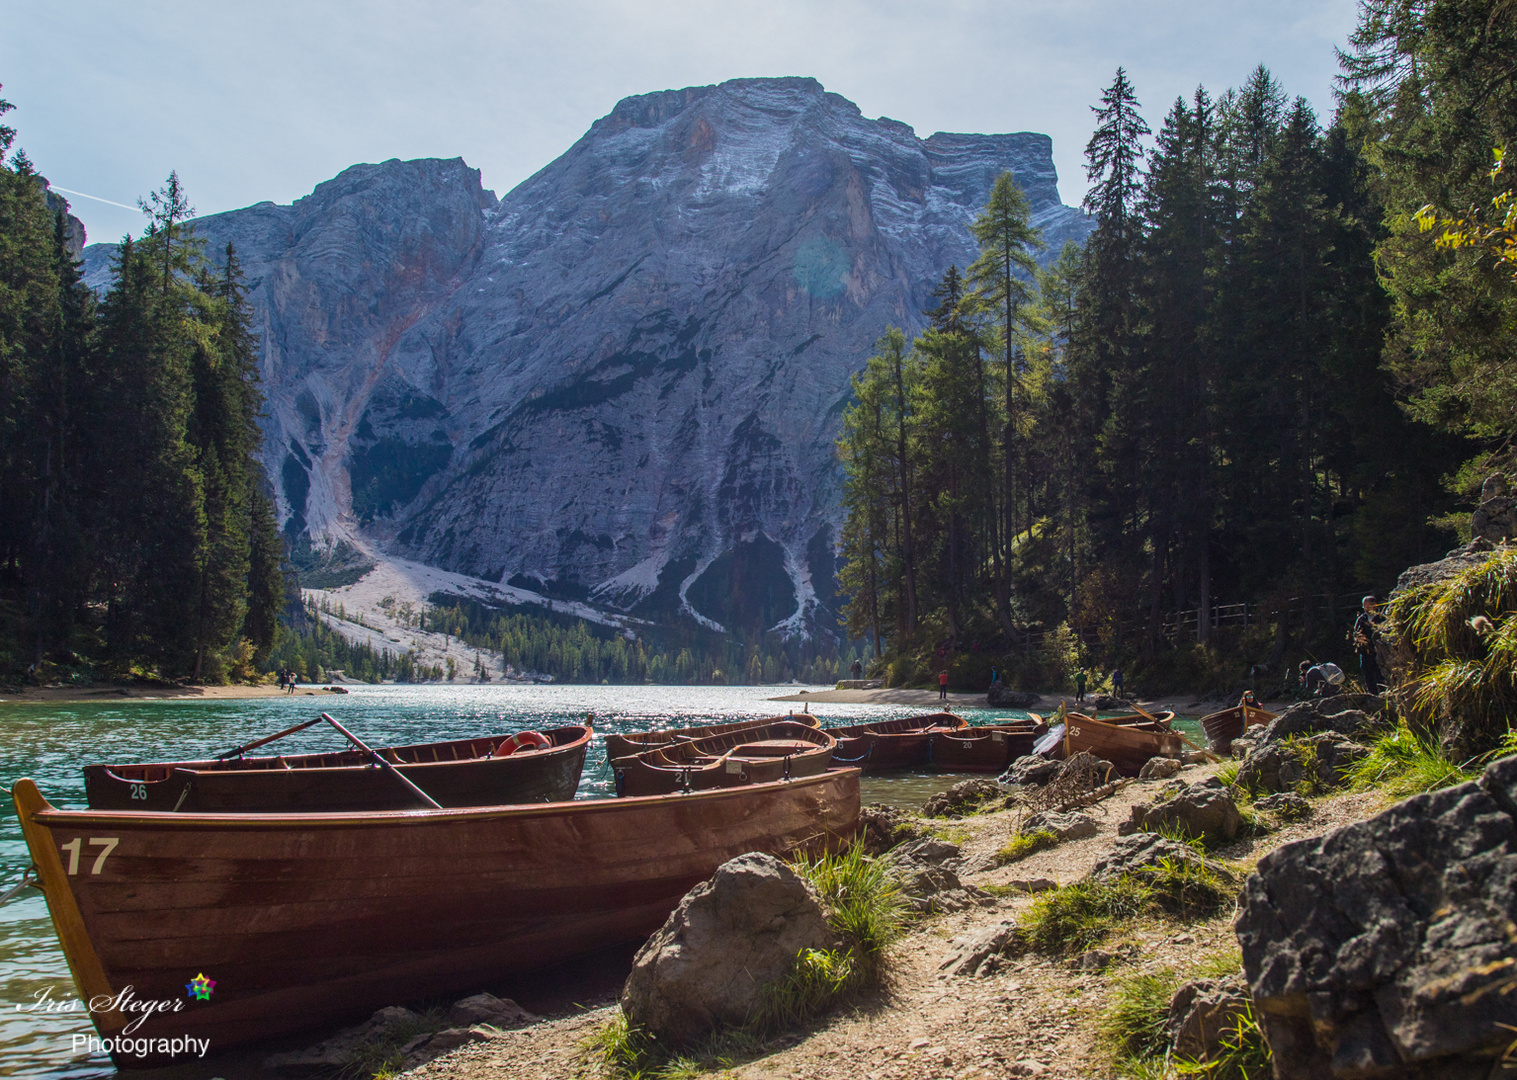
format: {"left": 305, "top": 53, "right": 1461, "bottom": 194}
{"left": 1174, "top": 1000, "right": 1272, "bottom": 1079}
{"left": 791, "top": 843, "right": 907, "bottom": 986}
{"left": 1349, "top": 719, "right": 1478, "bottom": 797}
{"left": 1017, "top": 876, "right": 1153, "bottom": 955}
{"left": 997, "top": 828, "right": 1060, "bottom": 864}
{"left": 1145, "top": 856, "right": 1237, "bottom": 918}
{"left": 1099, "top": 968, "right": 1180, "bottom": 1069}
{"left": 749, "top": 948, "right": 855, "bottom": 1034}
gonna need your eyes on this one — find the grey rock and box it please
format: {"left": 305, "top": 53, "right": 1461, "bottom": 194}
{"left": 1001, "top": 754, "right": 1062, "bottom": 787}
{"left": 1473, "top": 473, "right": 1515, "bottom": 541}
{"left": 445, "top": 993, "right": 538, "bottom": 1029}
{"left": 1089, "top": 832, "right": 1232, "bottom": 885}
{"left": 1021, "top": 810, "right": 1098, "bottom": 842}
{"left": 1237, "top": 732, "right": 1368, "bottom": 794}
{"left": 922, "top": 778, "right": 1001, "bottom": 818}
{"left": 83, "top": 79, "right": 1091, "bottom": 631}
{"left": 1138, "top": 756, "right": 1183, "bottom": 780}
{"left": 1167, "top": 976, "right": 1251, "bottom": 1062}
{"left": 857, "top": 802, "right": 921, "bottom": 855}
{"left": 1119, "top": 779, "right": 1241, "bottom": 843}
{"left": 1254, "top": 792, "right": 1312, "bottom": 821}
{"left": 264, "top": 1006, "right": 424, "bottom": 1074}
{"left": 1236, "top": 753, "right": 1517, "bottom": 1079}
{"left": 987, "top": 683, "right": 1040, "bottom": 707}
{"left": 400, "top": 1026, "right": 497, "bottom": 1067}
{"left": 890, "top": 839, "right": 991, "bottom": 915}
{"left": 1230, "top": 736, "right": 1258, "bottom": 759}
{"left": 621, "top": 852, "right": 835, "bottom": 1046}
{"left": 938, "top": 921, "right": 1017, "bottom": 977}
{"left": 1255, "top": 699, "right": 1380, "bottom": 748}
{"left": 1075, "top": 949, "right": 1115, "bottom": 972}
{"left": 1090, "top": 694, "right": 1126, "bottom": 710}
{"left": 1002, "top": 877, "right": 1057, "bottom": 894}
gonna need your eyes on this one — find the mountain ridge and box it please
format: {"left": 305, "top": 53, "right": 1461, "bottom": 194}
{"left": 84, "top": 77, "right": 1092, "bottom": 639}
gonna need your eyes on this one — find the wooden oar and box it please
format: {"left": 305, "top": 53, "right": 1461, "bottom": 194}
{"left": 1174, "top": 729, "right": 1222, "bottom": 763}
{"left": 320, "top": 713, "right": 442, "bottom": 809}
{"left": 216, "top": 716, "right": 327, "bottom": 760}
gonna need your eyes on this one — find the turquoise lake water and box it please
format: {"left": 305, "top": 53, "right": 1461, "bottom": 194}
{"left": 0, "top": 684, "right": 1059, "bottom": 1079}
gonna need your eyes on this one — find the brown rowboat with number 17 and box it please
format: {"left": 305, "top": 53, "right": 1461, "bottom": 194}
{"left": 9, "top": 768, "right": 860, "bottom": 1068}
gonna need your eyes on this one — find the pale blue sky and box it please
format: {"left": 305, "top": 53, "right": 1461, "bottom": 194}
{"left": 7, "top": 0, "right": 1360, "bottom": 245}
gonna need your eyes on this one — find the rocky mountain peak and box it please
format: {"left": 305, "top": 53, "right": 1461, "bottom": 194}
{"left": 82, "top": 78, "right": 1092, "bottom": 640}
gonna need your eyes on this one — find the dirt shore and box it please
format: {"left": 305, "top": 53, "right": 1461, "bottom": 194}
{"left": 408, "top": 765, "right": 1386, "bottom": 1080}
{"left": 0, "top": 682, "right": 348, "bottom": 705}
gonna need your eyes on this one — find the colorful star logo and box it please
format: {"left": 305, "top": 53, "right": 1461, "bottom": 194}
{"left": 185, "top": 973, "right": 216, "bottom": 1001}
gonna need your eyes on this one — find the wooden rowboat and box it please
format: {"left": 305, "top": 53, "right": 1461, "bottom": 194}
{"left": 11, "top": 768, "right": 860, "bottom": 1067}
{"left": 83, "top": 724, "right": 592, "bottom": 812}
{"left": 603, "top": 712, "right": 819, "bottom": 762}
{"left": 611, "top": 721, "right": 836, "bottom": 797}
{"left": 1200, "top": 697, "right": 1277, "bottom": 753}
{"left": 930, "top": 719, "right": 1045, "bottom": 773}
{"left": 1062, "top": 712, "right": 1185, "bottom": 775}
{"left": 828, "top": 712, "right": 970, "bottom": 772}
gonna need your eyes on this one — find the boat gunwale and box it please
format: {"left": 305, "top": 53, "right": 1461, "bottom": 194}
{"left": 90, "top": 724, "right": 593, "bottom": 782}
{"left": 20, "top": 766, "right": 863, "bottom": 831}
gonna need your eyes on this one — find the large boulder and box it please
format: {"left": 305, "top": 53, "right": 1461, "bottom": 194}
{"left": 1002, "top": 754, "right": 1062, "bottom": 787}
{"left": 1472, "top": 474, "right": 1514, "bottom": 543}
{"left": 1237, "top": 732, "right": 1368, "bottom": 794}
{"left": 1138, "top": 756, "right": 1183, "bottom": 780}
{"left": 1256, "top": 698, "right": 1382, "bottom": 747}
{"left": 1118, "top": 778, "right": 1242, "bottom": 843}
{"left": 987, "top": 682, "right": 1041, "bottom": 707}
{"left": 1235, "top": 753, "right": 1517, "bottom": 1079}
{"left": 621, "top": 853, "right": 835, "bottom": 1046}
{"left": 1167, "top": 976, "right": 1251, "bottom": 1063}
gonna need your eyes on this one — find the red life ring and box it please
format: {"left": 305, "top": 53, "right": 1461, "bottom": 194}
{"left": 495, "top": 731, "right": 551, "bottom": 757}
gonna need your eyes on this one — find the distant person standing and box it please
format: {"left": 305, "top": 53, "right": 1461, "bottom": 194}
{"left": 1354, "top": 596, "right": 1387, "bottom": 693}
{"left": 1111, "top": 667, "right": 1124, "bottom": 699}
{"left": 1074, "top": 669, "right": 1087, "bottom": 704}
{"left": 938, "top": 669, "right": 949, "bottom": 701}
{"left": 850, "top": 659, "right": 863, "bottom": 680}
{"left": 277, "top": 670, "right": 286, "bottom": 691}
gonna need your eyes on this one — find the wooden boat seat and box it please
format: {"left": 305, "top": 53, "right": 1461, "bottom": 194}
{"left": 729, "top": 740, "right": 817, "bottom": 758}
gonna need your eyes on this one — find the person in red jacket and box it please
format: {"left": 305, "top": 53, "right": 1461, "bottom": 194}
{"left": 938, "top": 669, "right": 949, "bottom": 701}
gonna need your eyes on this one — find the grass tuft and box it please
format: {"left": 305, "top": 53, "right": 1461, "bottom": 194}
{"left": 791, "top": 843, "right": 907, "bottom": 987}
{"left": 1145, "top": 856, "right": 1237, "bottom": 918}
{"left": 749, "top": 948, "right": 855, "bottom": 1035}
{"left": 1099, "top": 968, "right": 1180, "bottom": 1068}
{"left": 1349, "top": 719, "right": 1477, "bottom": 797}
{"left": 1174, "top": 999, "right": 1272, "bottom": 1079}
{"left": 1017, "top": 876, "right": 1153, "bottom": 955}
{"left": 997, "top": 828, "right": 1060, "bottom": 864}
{"left": 338, "top": 1007, "right": 447, "bottom": 1080}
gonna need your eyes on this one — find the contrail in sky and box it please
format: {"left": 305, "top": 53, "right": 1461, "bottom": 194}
{"left": 47, "top": 186, "right": 140, "bottom": 212}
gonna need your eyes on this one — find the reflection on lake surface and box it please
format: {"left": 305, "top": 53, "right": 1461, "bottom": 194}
{"left": 0, "top": 683, "right": 1044, "bottom": 1079}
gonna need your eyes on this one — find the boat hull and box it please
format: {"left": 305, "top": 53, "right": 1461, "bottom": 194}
{"left": 829, "top": 712, "right": 969, "bottom": 772}
{"left": 12, "top": 769, "right": 860, "bottom": 1067}
{"left": 930, "top": 726, "right": 1039, "bottom": 772}
{"left": 83, "top": 727, "right": 591, "bottom": 812}
{"left": 602, "top": 714, "right": 818, "bottom": 761}
{"left": 1200, "top": 704, "right": 1276, "bottom": 753}
{"left": 1063, "top": 716, "right": 1185, "bottom": 775}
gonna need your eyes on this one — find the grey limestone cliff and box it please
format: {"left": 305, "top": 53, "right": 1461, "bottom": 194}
{"left": 84, "top": 77, "right": 1090, "bottom": 636}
